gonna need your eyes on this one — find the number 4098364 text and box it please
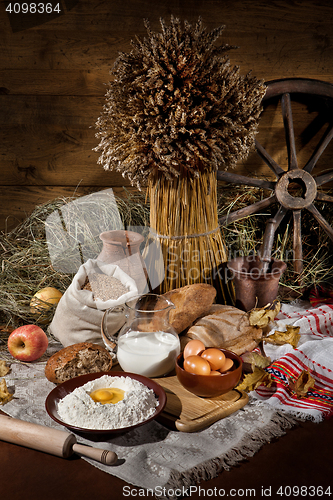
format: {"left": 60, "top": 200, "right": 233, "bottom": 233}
{"left": 5, "top": 3, "right": 61, "bottom": 14}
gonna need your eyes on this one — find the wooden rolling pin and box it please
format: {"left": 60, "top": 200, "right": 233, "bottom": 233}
{"left": 0, "top": 414, "right": 117, "bottom": 465}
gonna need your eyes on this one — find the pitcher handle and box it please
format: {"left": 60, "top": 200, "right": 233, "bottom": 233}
{"left": 101, "top": 305, "right": 128, "bottom": 351}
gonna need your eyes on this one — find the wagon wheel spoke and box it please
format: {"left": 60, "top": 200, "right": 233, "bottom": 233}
{"left": 307, "top": 203, "right": 333, "bottom": 242}
{"left": 314, "top": 169, "right": 333, "bottom": 187}
{"left": 316, "top": 191, "right": 333, "bottom": 203}
{"left": 255, "top": 139, "right": 285, "bottom": 177}
{"left": 304, "top": 123, "right": 333, "bottom": 173}
{"left": 258, "top": 207, "right": 288, "bottom": 262}
{"left": 260, "top": 206, "right": 289, "bottom": 260}
{"left": 217, "top": 170, "right": 275, "bottom": 190}
{"left": 272, "top": 204, "right": 289, "bottom": 229}
{"left": 281, "top": 93, "right": 299, "bottom": 171}
{"left": 293, "top": 210, "right": 303, "bottom": 276}
{"left": 219, "top": 195, "right": 277, "bottom": 226}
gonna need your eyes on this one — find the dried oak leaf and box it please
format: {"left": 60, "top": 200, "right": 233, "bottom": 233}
{"left": 0, "top": 360, "right": 11, "bottom": 377}
{"left": 0, "top": 378, "right": 13, "bottom": 405}
{"left": 264, "top": 325, "right": 301, "bottom": 348}
{"left": 289, "top": 370, "right": 315, "bottom": 398}
{"left": 249, "top": 300, "right": 281, "bottom": 329}
{"left": 237, "top": 367, "right": 272, "bottom": 393}
{"left": 241, "top": 351, "right": 271, "bottom": 373}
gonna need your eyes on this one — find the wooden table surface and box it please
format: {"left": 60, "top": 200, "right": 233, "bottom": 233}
{"left": 1, "top": 409, "right": 332, "bottom": 500}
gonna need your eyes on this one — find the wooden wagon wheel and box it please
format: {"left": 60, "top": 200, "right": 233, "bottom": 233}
{"left": 217, "top": 78, "right": 333, "bottom": 279}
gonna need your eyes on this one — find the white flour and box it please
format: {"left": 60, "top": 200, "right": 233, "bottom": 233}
{"left": 57, "top": 375, "right": 159, "bottom": 429}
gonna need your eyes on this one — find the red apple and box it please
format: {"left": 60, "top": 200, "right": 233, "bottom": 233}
{"left": 7, "top": 324, "right": 48, "bottom": 362}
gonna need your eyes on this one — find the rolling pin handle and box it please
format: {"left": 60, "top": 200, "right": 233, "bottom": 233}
{"left": 72, "top": 443, "right": 118, "bottom": 465}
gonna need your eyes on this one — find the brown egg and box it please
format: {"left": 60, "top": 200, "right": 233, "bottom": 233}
{"left": 183, "top": 355, "right": 211, "bottom": 375}
{"left": 201, "top": 348, "right": 226, "bottom": 371}
{"left": 183, "top": 339, "right": 205, "bottom": 359}
{"left": 220, "top": 357, "right": 234, "bottom": 373}
{"left": 210, "top": 370, "right": 222, "bottom": 376}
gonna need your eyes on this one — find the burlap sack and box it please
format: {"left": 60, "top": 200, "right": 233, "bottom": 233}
{"left": 48, "top": 259, "right": 138, "bottom": 347}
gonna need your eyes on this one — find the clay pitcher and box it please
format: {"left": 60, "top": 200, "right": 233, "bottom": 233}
{"left": 98, "top": 230, "right": 149, "bottom": 294}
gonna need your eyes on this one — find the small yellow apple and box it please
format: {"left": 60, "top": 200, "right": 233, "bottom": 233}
{"left": 30, "top": 286, "right": 63, "bottom": 322}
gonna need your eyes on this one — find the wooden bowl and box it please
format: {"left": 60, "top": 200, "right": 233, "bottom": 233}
{"left": 175, "top": 349, "right": 242, "bottom": 398}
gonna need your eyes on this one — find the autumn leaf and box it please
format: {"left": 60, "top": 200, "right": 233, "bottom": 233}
{"left": 289, "top": 370, "right": 315, "bottom": 398}
{"left": 264, "top": 325, "right": 301, "bottom": 348}
{"left": 241, "top": 351, "right": 271, "bottom": 373}
{"left": 237, "top": 367, "right": 272, "bottom": 393}
{"left": 0, "top": 378, "right": 13, "bottom": 405}
{"left": 0, "top": 360, "right": 10, "bottom": 377}
{"left": 248, "top": 300, "right": 281, "bottom": 329}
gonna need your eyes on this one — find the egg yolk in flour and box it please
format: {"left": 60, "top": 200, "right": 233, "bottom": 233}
{"left": 89, "top": 387, "right": 125, "bottom": 404}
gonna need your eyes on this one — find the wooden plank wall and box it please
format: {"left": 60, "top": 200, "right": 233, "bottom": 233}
{"left": 1, "top": 0, "right": 333, "bottom": 232}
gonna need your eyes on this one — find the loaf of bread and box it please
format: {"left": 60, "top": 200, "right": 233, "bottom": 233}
{"left": 163, "top": 283, "right": 217, "bottom": 334}
{"left": 185, "top": 304, "right": 263, "bottom": 355}
{"left": 45, "top": 342, "right": 113, "bottom": 384}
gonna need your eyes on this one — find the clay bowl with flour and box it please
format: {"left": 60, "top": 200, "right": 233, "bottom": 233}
{"left": 45, "top": 371, "right": 166, "bottom": 441}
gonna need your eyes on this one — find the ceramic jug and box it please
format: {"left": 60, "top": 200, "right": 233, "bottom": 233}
{"left": 98, "top": 230, "right": 149, "bottom": 294}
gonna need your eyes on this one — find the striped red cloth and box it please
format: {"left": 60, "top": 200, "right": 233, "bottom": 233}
{"left": 253, "top": 301, "right": 333, "bottom": 421}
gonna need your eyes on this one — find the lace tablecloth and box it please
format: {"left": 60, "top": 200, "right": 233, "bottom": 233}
{"left": 1, "top": 341, "right": 298, "bottom": 500}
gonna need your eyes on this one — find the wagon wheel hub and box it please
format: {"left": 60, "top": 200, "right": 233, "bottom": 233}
{"left": 275, "top": 170, "right": 317, "bottom": 210}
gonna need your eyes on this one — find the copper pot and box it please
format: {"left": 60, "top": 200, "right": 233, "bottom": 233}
{"left": 227, "top": 255, "right": 286, "bottom": 311}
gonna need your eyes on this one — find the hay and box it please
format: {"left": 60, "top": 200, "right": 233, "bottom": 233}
{"left": 0, "top": 190, "right": 149, "bottom": 340}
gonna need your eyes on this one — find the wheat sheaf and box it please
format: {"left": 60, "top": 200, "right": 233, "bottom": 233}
{"left": 94, "top": 16, "right": 266, "bottom": 188}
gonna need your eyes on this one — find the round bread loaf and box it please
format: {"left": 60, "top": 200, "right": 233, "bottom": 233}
{"left": 163, "top": 283, "right": 217, "bottom": 334}
{"left": 45, "top": 342, "right": 113, "bottom": 384}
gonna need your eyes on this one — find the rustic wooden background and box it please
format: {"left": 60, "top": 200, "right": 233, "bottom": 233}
{"left": 1, "top": 0, "right": 333, "bottom": 232}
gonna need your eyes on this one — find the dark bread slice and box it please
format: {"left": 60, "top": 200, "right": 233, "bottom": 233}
{"left": 45, "top": 342, "right": 113, "bottom": 384}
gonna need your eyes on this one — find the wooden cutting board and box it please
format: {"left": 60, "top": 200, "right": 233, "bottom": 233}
{"left": 154, "top": 375, "right": 249, "bottom": 432}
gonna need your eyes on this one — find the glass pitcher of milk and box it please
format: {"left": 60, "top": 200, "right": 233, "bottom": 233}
{"left": 101, "top": 294, "right": 180, "bottom": 377}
